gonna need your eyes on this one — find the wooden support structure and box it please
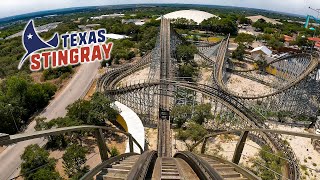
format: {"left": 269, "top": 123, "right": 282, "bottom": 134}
{"left": 201, "top": 137, "right": 209, "bottom": 154}
{"left": 129, "top": 134, "right": 134, "bottom": 153}
{"left": 94, "top": 129, "right": 109, "bottom": 161}
{"left": 232, "top": 131, "right": 249, "bottom": 164}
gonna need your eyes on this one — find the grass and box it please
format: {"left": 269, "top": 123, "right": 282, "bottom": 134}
{"left": 200, "top": 36, "right": 223, "bottom": 43}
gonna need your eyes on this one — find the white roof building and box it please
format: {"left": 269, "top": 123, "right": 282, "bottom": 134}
{"left": 250, "top": 46, "right": 273, "bottom": 61}
{"left": 91, "top": 13, "right": 125, "bottom": 20}
{"left": 105, "top": 33, "right": 129, "bottom": 40}
{"left": 250, "top": 46, "right": 272, "bottom": 56}
{"left": 158, "top": 9, "right": 219, "bottom": 24}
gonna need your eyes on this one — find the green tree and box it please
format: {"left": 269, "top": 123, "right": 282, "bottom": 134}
{"left": 42, "top": 66, "right": 73, "bottom": 81}
{"left": 267, "top": 37, "right": 284, "bottom": 50}
{"left": 178, "top": 63, "right": 199, "bottom": 80}
{"left": 176, "top": 44, "right": 198, "bottom": 62}
{"left": 66, "top": 100, "right": 91, "bottom": 123}
{"left": 235, "top": 33, "right": 255, "bottom": 44}
{"left": 201, "top": 17, "right": 238, "bottom": 35}
{"left": 31, "top": 169, "right": 61, "bottom": 180}
{"left": 252, "top": 18, "right": 273, "bottom": 32}
{"left": 0, "top": 75, "right": 56, "bottom": 134}
{"left": 238, "top": 16, "right": 251, "bottom": 24}
{"left": 232, "top": 43, "right": 246, "bottom": 60}
{"left": 88, "top": 93, "right": 118, "bottom": 124}
{"left": 251, "top": 146, "right": 285, "bottom": 180}
{"left": 66, "top": 93, "right": 118, "bottom": 126}
{"left": 21, "top": 145, "right": 59, "bottom": 180}
{"left": 176, "top": 122, "right": 208, "bottom": 150}
{"left": 291, "top": 36, "right": 311, "bottom": 47}
{"left": 171, "top": 105, "right": 192, "bottom": 128}
{"left": 110, "top": 146, "right": 120, "bottom": 157}
{"left": 62, "top": 144, "right": 88, "bottom": 177}
{"left": 172, "top": 18, "right": 197, "bottom": 29}
{"left": 191, "top": 103, "right": 213, "bottom": 125}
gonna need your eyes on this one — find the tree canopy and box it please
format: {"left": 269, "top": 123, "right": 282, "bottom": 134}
{"left": 21, "top": 144, "right": 60, "bottom": 180}
{"left": 235, "top": 33, "right": 255, "bottom": 44}
{"left": 62, "top": 144, "right": 88, "bottom": 177}
{"left": 201, "top": 17, "right": 238, "bottom": 35}
{"left": 0, "top": 75, "right": 56, "bottom": 134}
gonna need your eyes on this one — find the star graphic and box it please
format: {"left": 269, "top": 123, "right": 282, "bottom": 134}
{"left": 27, "top": 33, "right": 33, "bottom": 40}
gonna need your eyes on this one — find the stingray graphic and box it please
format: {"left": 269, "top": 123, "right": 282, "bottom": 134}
{"left": 19, "top": 20, "right": 59, "bottom": 69}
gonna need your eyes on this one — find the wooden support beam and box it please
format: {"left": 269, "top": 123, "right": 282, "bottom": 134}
{"left": 232, "top": 131, "right": 249, "bottom": 164}
{"left": 129, "top": 134, "right": 134, "bottom": 153}
{"left": 201, "top": 137, "right": 209, "bottom": 154}
{"left": 94, "top": 129, "right": 109, "bottom": 161}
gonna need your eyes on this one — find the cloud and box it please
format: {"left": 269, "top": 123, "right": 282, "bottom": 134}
{"left": 1, "top": 0, "right": 320, "bottom": 18}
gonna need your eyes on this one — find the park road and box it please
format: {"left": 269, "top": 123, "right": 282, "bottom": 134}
{"left": 0, "top": 61, "right": 100, "bottom": 180}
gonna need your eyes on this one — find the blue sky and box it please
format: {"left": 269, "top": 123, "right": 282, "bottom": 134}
{"left": 1, "top": 0, "right": 320, "bottom": 18}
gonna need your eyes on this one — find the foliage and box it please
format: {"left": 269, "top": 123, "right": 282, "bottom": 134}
{"left": 192, "top": 103, "right": 214, "bottom": 125}
{"left": 235, "top": 33, "right": 255, "bottom": 44}
{"left": 176, "top": 44, "right": 198, "bottom": 62}
{"left": 251, "top": 146, "right": 285, "bottom": 180}
{"left": 42, "top": 66, "right": 73, "bottom": 81}
{"left": 172, "top": 18, "right": 197, "bottom": 29}
{"left": 252, "top": 18, "right": 273, "bottom": 32}
{"left": 232, "top": 43, "right": 246, "bottom": 60}
{"left": 0, "top": 75, "right": 56, "bottom": 134}
{"left": 291, "top": 36, "right": 311, "bottom": 47}
{"left": 175, "top": 43, "right": 199, "bottom": 81}
{"left": 238, "top": 16, "right": 252, "bottom": 24}
{"left": 111, "top": 39, "right": 136, "bottom": 63}
{"left": 62, "top": 144, "right": 88, "bottom": 177}
{"left": 30, "top": 169, "right": 61, "bottom": 180}
{"left": 201, "top": 17, "right": 238, "bottom": 35}
{"left": 178, "top": 63, "right": 199, "bottom": 81}
{"left": 257, "top": 33, "right": 272, "bottom": 41}
{"left": 267, "top": 37, "right": 284, "bottom": 50}
{"left": 110, "top": 146, "right": 120, "bottom": 157}
{"left": 35, "top": 92, "right": 118, "bottom": 149}
{"left": 66, "top": 92, "right": 119, "bottom": 125}
{"left": 171, "top": 103, "right": 213, "bottom": 127}
{"left": 21, "top": 144, "right": 60, "bottom": 180}
{"left": 171, "top": 105, "right": 192, "bottom": 127}
{"left": 175, "top": 122, "right": 208, "bottom": 150}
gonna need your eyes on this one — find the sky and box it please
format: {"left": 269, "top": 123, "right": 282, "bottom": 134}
{"left": 1, "top": 0, "right": 320, "bottom": 18}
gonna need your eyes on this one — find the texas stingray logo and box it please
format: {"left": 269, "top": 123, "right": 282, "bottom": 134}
{"left": 19, "top": 19, "right": 113, "bottom": 71}
{"left": 19, "top": 20, "right": 59, "bottom": 69}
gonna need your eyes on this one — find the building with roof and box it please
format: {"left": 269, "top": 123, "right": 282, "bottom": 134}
{"left": 106, "top": 33, "right": 129, "bottom": 40}
{"left": 78, "top": 24, "right": 101, "bottom": 31}
{"left": 91, "top": 13, "right": 125, "bottom": 20}
{"left": 122, "top": 19, "right": 147, "bottom": 26}
{"left": 284, "top": 35, "right": 294, "bottom": 42}
{"left": 157, "top": 9, "right": 219, "bottom": 24}
{"left": 250, "top": 46, "right": 272, "bottom": 61}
